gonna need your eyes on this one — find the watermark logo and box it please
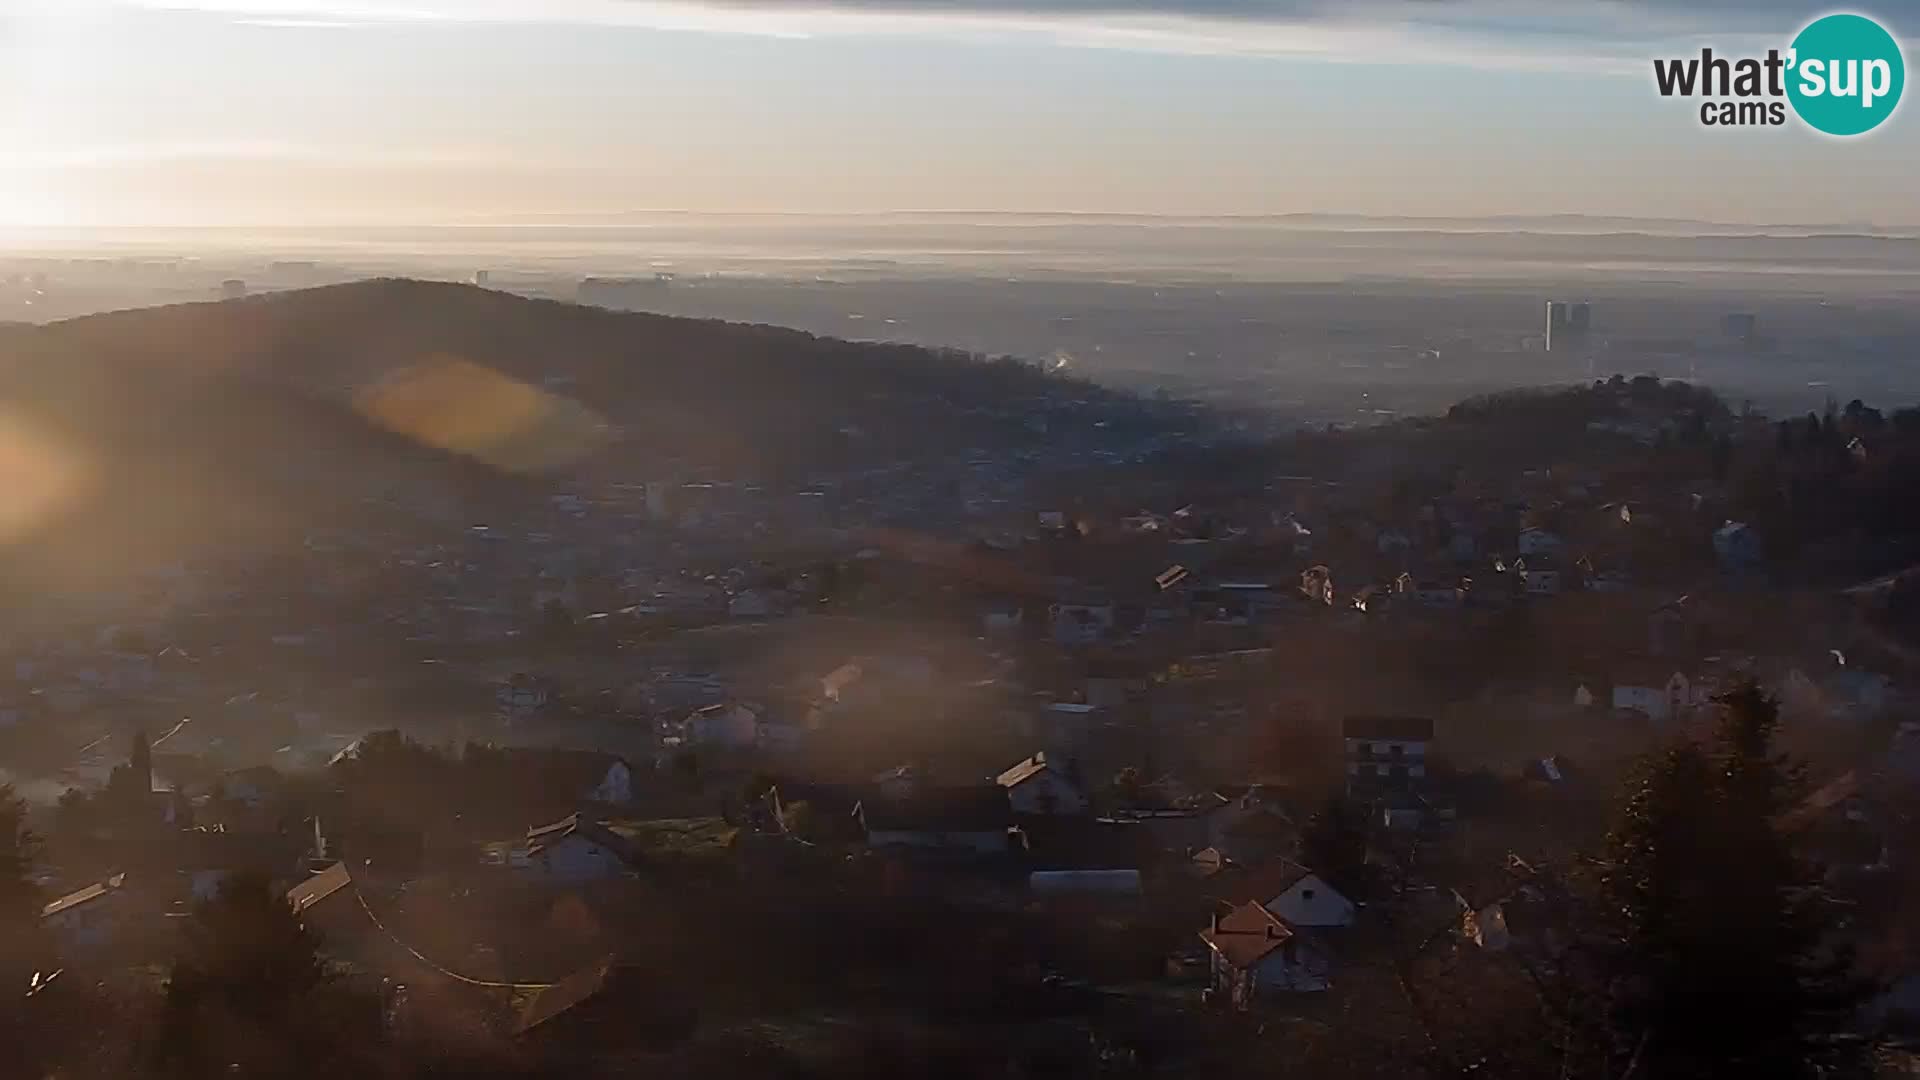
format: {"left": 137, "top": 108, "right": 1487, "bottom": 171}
{"left": 1653, "top": 12, "right": 1904, "bottom": 135}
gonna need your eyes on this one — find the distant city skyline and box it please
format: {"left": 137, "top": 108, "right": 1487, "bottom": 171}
{"left": 0, "top": 1, "right": 1914, "bottom": 226}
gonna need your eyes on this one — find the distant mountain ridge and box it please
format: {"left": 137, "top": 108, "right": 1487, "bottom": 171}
{"left": 454, "top": 210, "right": 1920, "bottom": 238}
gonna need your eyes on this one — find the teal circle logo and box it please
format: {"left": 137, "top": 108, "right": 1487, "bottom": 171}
{"left": 1787, "top": 14, "right": 1905, "bottom": 136}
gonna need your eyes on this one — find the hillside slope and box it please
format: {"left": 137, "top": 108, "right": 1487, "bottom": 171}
{"left": 0, "top": 279, "right": 1089, "bottom": 595}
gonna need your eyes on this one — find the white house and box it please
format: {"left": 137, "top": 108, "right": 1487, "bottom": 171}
{"left": 1201, "top": 902, "right": 1331, "bottom": 1008}
{"left": 1517, "top": 528, "right": 1564, "bottom": 558}
{"left": 1341, "top": 716, "right": 1433, "bottom": 789}
{"left": 1612, "top": 671, "right": 1704, "bottom": 722}
{"left": 994, "top": 752, "right": 1088, "bottom": 816}
{"left": 1232, "top": 860, "right": 1356, "bottom": 928}
{"left": 513, "top": 815, "right": 635, "bottom": 885}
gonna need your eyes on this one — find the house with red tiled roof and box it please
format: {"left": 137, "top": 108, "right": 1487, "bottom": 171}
{"left": 1200, "top": 901, "right": 1330, "bottom": 1008}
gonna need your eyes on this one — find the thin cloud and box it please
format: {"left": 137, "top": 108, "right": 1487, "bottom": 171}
{"left": 4, "top": 0, "right": 1905, "bottom": 66}
{"left": 0, "top": 141, "right": 506, "bottom": 169}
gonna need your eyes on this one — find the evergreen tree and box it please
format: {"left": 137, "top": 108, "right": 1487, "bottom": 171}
{"left": 0, "top": 785, "right": 50, "bottom": 1069}
{"left": 1299, "top": 794, "right": 1369, "bottom": 894}
{"left": 1600, "top": 684, "right": 1863, "bottom": 1078}
{"left": 153, "top": 873, "right": 386, "bottom": 1078}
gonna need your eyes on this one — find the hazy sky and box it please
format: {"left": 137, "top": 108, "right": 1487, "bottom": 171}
{"left": 0, "top": 0, "right": 1914, "bottom": 224}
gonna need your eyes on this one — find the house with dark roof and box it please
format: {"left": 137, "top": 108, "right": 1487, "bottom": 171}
{"left": 1200, "top": 901, "right": 1330, "bottom": 1008}
{"left": 512, "top": 815, "right": 640, "bottom": 884}
{"left": 855, "top": 786, "right": 1011, "bottom": 853}
{"left": 1341, "top": 716, "right": 1432, "bottom": 794}
{"left": 995, "top": 752, "right": 1088, "bottom": 816}
{"left": 1219, "top": 858, "right": 1355, "bottom": 928}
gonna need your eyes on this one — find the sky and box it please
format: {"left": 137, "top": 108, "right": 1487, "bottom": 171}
{"left": 0, "top": 0, "right": 1914, "bottom": 225}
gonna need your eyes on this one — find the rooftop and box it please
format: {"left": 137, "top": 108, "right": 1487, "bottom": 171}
{"left": 286, "top": 862, "right": 354, "bottom": 915}
{"left": 1201, "top": 901, "right": 1294, "bottom": 970}
{"left": 41, "top": 873, "right": 127, "bottom": 921}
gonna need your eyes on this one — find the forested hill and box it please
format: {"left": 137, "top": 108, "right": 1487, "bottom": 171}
{"left": 0, "top": 279, "right": 1099, "bottom": 592}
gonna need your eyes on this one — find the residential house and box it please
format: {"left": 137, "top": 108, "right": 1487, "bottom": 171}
{"left": 995, "top": 752, "right": 1088, "bottom": 816}
{"left": 1050, "top": 597, "right": 1116, "bottom": 646}
{"left": 496, "top": 673, "right": 550, "bottom": 718}
{"left": 1350, "top": 585, "right": 1392, "bottom": 615}
{"left": 286, "top": 861, "right": 364, "bottom": 937}
{"left": 1300, "top": 566, "right": 1334, "bottom": 606}
{"left": 1518, "top": 560, "right": 1564, "bottom": 597}
{"left": 855, "top": 786, "right": 1012, "bottom": 853}
{"left": 1412, "top": 580, "right": 1466, "bottom": 610}
{"left": 512, "top": 815, "right": 638, "bottom": 885}
{"left": 1201, "top": 901, "right": 1331, "bottom": 1007}
{"left": 1612, "top": 669, "right": 1704, "bottom": 723}
{"left": 576, "top": 755, "right": 634, "bottom": 805}
{"left": 1453, "top": 859, "right": 1563, "bottom": 956}
{"left": 41, "top": 873, "right": 131, "bottom": 953}
{"left": 1342, "top": 716, "right": 1433, "bottom": 792}
{"left": 1223, "top": 859, "right": 1356, "bottom": 928}
{"left": 1189, "top": 846, "right": 1237, "bottom": 879}
{"left": 1517, "top": 528, "right": 1564, "bottom": 558}
{"left": 981, "top": 600, "right": 1025, "bottom": 635}
{"left": 1029, "top": 869, "right": 1142, "bottom": 899}
{"left": 1029, "top": 699, "right": 1105, "bottom": 749}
